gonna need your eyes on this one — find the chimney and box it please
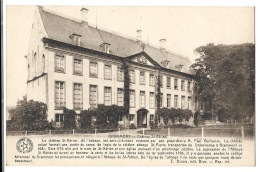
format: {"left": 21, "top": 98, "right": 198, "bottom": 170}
{"left": 159, "top": 38, "right": 166, "bottom": 50}
{"left": 136, "top": 29, "right": 142, "bottom": 43}
{"left": 80, "top": 8, "right": 88, "bottom": 26}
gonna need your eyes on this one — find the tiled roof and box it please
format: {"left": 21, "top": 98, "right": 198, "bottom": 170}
{"left": 39, "top": 6, "right": 194, "bottom": 74}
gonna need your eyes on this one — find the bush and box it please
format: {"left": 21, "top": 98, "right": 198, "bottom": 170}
{"left": 158, "top": 108, "right": 193, "bottom": 125}
{"left": 79, "top": 110, "right": 97, "bottom": 129}
{"left": 63, "top": 108, "right": 77, "bottom": 129}
{"left": 129, "top": 123, "right": 137, "bottom": 129}
{"left": 7, "top": 96, "right": 52, "bottom": 131}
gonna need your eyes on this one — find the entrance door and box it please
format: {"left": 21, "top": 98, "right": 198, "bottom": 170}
{"left": 137, "top": 109, "right": 148, "bottom": 128}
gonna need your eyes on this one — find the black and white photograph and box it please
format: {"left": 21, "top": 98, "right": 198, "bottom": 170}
{"left": 4, "top": 1, "right": 256, "bottom": 167}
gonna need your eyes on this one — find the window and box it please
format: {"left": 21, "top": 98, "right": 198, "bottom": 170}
{"left": 149, "top": 92, "right": 155, "bottom": 108}
{"left": 130, "top": 114, "right": 135, "bottom": 121}
{"left": 34, "top": 53, "right": 37, "bottom": 75}
{"left": 55, "top": 81, "right": 65, "bottom": 108}
{"left": 28, "top": 64, "right": 30, "bottom": 79}
{"left": 130, "top": 90, "right": 135, "bottom": 107}
{"left": 174, "top": 79, "right": 178, "bottom": 90}
{"left": 73, "top": 83, "right": 83, "bottom": 109}
{"left": 159, "top": 93, "right": 163, "bottom": 108}
{"left": 104, "top": 65, "right": 112, "bottom": 80}
{"left": 174, "top": 95, "right": 178, "bottom": 108}
{"left": 90, "top": 61, "right": 98, "bottom": 77}
{"left": 188, "top": 97, "right": 192, "bottom": 109}
{"left": 129, "top": 70, "right": 135, "bottom": 83}
{"left": 194, "top": 83, "right": 198, "bottom": 92}
{"left": 187, "top": 81, "right": 191, "bottom": 92}
{"left": 90, "top": 85, "right": 98, "bottom": 109}
{"left": 73, "top": 58, "right": 82, "bottom": 75}
{"left": 140, "top": 91, "right": 145, "bottom": 108}
{"left": 150, "top": 114, "right": 154, "bottom": 122}
{"left": 159, "top": 75, "right": 163, "bottom": 87}
{"left": 119, "top": 115, "right": 123, "bottom": 121}
{"left": 55, "top": 114, "right": 64, "bottom": 123}
{"left": 117, "top": 88, "right": 124, "bottom": 106}
{"left": 42, "top": 54, "right": 45, "bottom": 72}
{"left": 140, "top": 71, "right": 146, "bottom": 85}
{"left": 181, "top": 96, "right": 185, "bottom": 109}
{"left": 117, "top": 67, "right": 124, "bottom": 81}
{"left": 167, "top": 94, "right": 171, "bottom": 108}
{"left": 55, "top": 54, "right": 65, "bottom": 72}
{"left": 195, "top": 97, "right": 198, "bottom": 110}
{"left": 181, "top": 80, "right": 185, "bottom": 91}
{"left": 104, "top": 87, "right": 112, "bottom": 106}
{"left": 167, "top": 77, "right": 171, "bottom": 88}
{"left": 149, "top": 73, "right": 155, "bottom": 86}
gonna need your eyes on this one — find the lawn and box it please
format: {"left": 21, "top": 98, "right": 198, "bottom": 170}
{"left": 143, "top": 124, "right": 255, "bottom": 138}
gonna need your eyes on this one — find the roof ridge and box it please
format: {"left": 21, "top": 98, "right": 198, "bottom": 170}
{"left": 40, "top": 6, "right": 191, "bottom": 61}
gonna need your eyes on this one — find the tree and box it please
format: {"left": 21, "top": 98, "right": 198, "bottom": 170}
{"left": 192, "top": 43, "right": 255, "bottom": 121}
{"left": 7, "top": 96, "right": 52, "bottom": 131}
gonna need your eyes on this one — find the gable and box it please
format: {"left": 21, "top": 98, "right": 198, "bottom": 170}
{"left": 127, "top": 52, "right": 161, "bottom": 68}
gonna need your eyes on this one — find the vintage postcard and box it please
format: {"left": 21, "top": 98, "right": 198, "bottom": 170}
{"left": 5, "top": 5, "right": 255, "bottom": 166}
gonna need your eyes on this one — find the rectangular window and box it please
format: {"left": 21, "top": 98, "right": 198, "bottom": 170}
{"left": 160, "top": 93, "right": 163, "bottom": 108}
{"left": 90, "top": 61, "right": 98, "bottom": 78}
{"left": 90, "top": 85, "right": 98, "bottom": 109}
{"left": 55, "top": 114, "right": 64, "bottom": 123}
{"left": 104, "top": 87, "right": 112, "bottom": 106}
{"left": 181, "top": 80, "right": 185, "bottom": 91}
{"left": 195, "top": 97, "right": 198, "bottom": 110}
{"left": 73, "top": 58, "right": 82, "bottom": 75}
{"left": 129, "top": 70, "right": 135, "bottom": 83}
{"left": 73, "top": 83, "right": 83, "bottom": 109}
{"left": 167, "top": 77, "right": 171, "bottom": 88}
{"left": 174, "top": 79, "right": 178, "bottom": 90}
{"left": 159, "top": 75, "right": 163, "bottom": 87}
{"left": 104, "top": 65, "right": 112, "bottom": 80}
{"left": 130, "top": 90, "right": 135, "bottom": 107}
{"left": 55, "top": 54, "right": 65, "bottom": 72}
{"left": 174, "top": 95, "right": 178, "bottom": 108}
{"left": 167, "top": 94, "right": 171, "bottom": 108}
{"left": 181, "top": 96, "right": 185, "bottom": 109}
{"left": 119, "top": 115, "right": 123, "bottom": 121}
{"left": 188, "top": 97, "right": 192, "bottom": 109}
{"left": 117, "top": 67, "right": 124, "bottom": 81}
{"left": 149, "top": 92, "right": 155, "bottom": 108}
{"left": 194, "top": 83, "right": 198, "bottom": 92}
{"left": 117, "top": 88, "right": 124, "bottom": 106}
{"left": 55, "top": 81, "right": 65, "bottom": 108}
{"left": 150, "top": 114, "right": 154, "bottom": 122}
{"left": 130, "top": 114, "right": 134, "bottom": 121}
{"left": 139, "top": 71, "right": 146, "bottom": 85}
{"left": 140, "top": 91, "right": 145, "bottom": 108}
{"left": 149, "top": 73, "right": 155, "bottom": 86}
{"left": 187, "top": 81, "right": 191, "bottom": 92}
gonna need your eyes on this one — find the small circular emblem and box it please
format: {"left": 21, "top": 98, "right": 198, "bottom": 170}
{"left": 16, "top": 137, "right": 33, "bottom": 153}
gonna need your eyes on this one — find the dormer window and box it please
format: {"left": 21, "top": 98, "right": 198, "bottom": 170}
{"left": 176, "top": 64, "right": 184, "bottom": 72}
{"left": 161, "top": 60, "right": 170, "bottom": 69}
{"left": 100, "top": 43, "right": 111, "bottom": 54}
{"left": 69, "top": 33, "right": 81, "bottom": 46}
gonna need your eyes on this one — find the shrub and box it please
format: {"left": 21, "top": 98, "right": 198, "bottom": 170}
{"left": 129, "top": 123, "right": 137, "bottom": 129}
{"left": 7, "top": 96, "right": 52, "bottom": 131}
{"left": 79, "top": 110, "right": 97, "bottom": 129}
{"left": 63, "top": 108, "right": 77, "bottom": 130}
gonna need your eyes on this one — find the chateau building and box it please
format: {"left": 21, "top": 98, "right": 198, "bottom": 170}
{"left": 26, "top": 6, "right": 199, "bottom": 128}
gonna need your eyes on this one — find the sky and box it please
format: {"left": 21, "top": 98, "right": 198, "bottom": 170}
{"left": 6, "top": 6, "right": 254, "bottom": 106}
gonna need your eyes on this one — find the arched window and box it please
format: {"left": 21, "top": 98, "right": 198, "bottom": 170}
{"left": 42, "top": 54, "right": 45, "bottom": 72}
{"left": 34, "top": 52, "right": 37, "bottom": 75}
{"left": 28, "top": 64, "right": 30, "bottom": 79}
